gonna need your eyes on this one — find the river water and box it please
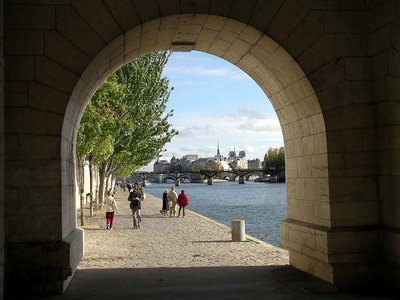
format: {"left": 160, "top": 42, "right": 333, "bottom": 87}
{"left": 145, "top": 181, "right": 287, "bottom": 247}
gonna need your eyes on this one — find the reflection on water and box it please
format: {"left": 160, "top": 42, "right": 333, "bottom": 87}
{"left": 145, "top": 181, "right": 286, "bottom": 247}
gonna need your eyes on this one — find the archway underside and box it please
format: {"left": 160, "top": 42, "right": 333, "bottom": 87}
{"left": 5, "top": 4, "right": 395, "bottom": 293}
{"left": 63, "top": 14, "right": 332, "bottom": 286}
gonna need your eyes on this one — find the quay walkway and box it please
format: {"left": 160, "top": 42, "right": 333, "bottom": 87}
{"left": 38, "top": 191, "right": 395, "bottom": 299}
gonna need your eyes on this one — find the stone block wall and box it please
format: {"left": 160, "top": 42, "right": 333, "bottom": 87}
{"left": 0, "top": 0, "right": 4, "bottom": 298}
{"left": 369, "top": 0, "right": 400, "bottom": 287}
{"left": 2, "top": 0, "right": 400, "bottom": 294}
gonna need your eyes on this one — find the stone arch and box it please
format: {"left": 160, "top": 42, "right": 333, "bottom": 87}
{"left": 61, "top": 13, "right": 329, "bottom": 284}
{"left": 8, "top": 1, "right": 398, "bottom": 294}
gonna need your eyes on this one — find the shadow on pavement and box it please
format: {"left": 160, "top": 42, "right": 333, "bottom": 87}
{"left": 15, "top": 265, "right": 397, "bottom": 300}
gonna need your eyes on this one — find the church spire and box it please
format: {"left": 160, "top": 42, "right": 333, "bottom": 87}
{"left": 217, "top": 142, "right": 220, "bottom": 155}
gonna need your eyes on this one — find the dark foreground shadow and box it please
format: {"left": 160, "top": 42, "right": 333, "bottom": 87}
{"left": 10, "top": 265, "right": 397, "bottom": 300}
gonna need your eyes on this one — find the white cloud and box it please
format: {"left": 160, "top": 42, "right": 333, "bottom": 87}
{"left": 164, "top": 65, "right": 247, "bottom": 81}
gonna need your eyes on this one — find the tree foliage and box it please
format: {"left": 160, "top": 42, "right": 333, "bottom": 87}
{"left": 263, "top": 147, "right": 285, "bottom": 178}
{"left": 77, "top": 51, "right": 177, "bottom": 204}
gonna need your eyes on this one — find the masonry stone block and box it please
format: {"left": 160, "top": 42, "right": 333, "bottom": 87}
{"left": 102, "top": 0, "right": 140, "bottom": 31}
{"left": 330, "top": 200, "right": 380, "bottom": 227}
{"left": 5, "top": 108, "right": 63, "bottom": 136}
{"left": 237, "top": 53, "right": 260, "bottom": 73}
{"left": 4, "top": 135, "right": 18, "bottom": 161}
{"left": 383, "top": 126, "right": 400, "bottom": 150}
{"left": 379, "top": 149, "right": 400, "bottom": 176}
{"left": 267, "top": 0, "right": 309, "bottom": 43}
{"left": 4, "top": 81, "right": 27, "bottom": 107}
{"left": 124, "top": 26, "right": 141, "bottom": 55}
{"left": 386, "top": 76, "right": 400, "bottom": 101}
{"left": 387, "top": 48, "right": 400, "bottom": 77}
{"left": 193, "top": 41, "right": 211, "bottom": 52}
{"left": 325, "top": 11, "right": 366, "bottom": 34}
{"left": 5, "top": 4, "right": 55, "bottom": 30}
{"left": 336, "top": 34, "right": 368, "bottom": 57}
{"left": 314, "top": 200, "right": 330, "bottom": 226}
{"left": 369, "top": 0, "right": 397, "bottom": 33}
{"left": 344, "top": 57, "right": 370, "bottom": 81}
{"left": 45, "top": 31, "right": 91, "bottom": 75}
{"left": 229, "top": 0, "right": 256, "bottom": 23}
{"left": 297, "top": 156, "right": 312, "bottom": 178}
{"left": 5, "top": 56, "right": 34, "bottom": 81}
{"left": 328, "top": 230, "right": 379, "bottom": 258}
{"left": 130, "top": 0, "right": 159, "bottom": 23}
{"left": 5, "top": 30, "right": 43, "bottom": 55}
{"left": 379, "top": 174, "right": 400, "bottom": 228}
{"left": 238, "top": 26, "right": 262, "bottom": 45}
{"left": 369, "top": 25, "right": 392, "bottom": 56}
{"left": 283, "top": 10, "right": 324, "bottom": 59}
{"left": 18, "top": 135, "right": 60, "bottom": 160}
{"left": 157, "top": 0, "right": 180, "bottom": 16}
{"left": 36, "top": 56, "right": 78, "bottom": 93}
{"left": 56, "top": 6, "right": 105, "bottom": 58}
{"left": 248, "top": 0, "right": 283, "bottom": 32}
{"left": 222, "top": 51, "right": 241, "bottom": 65}
{"left": 6, "top": 185, "right": 61, "bottom": 216}
{"left": 309, "top": 60, "right": 345, "bottom": 93}
{"left": 92, "top": 48, "right": 112, "bottom": 81}
{"left": 313, "top": 132, "right": 327, "bottom": 154}
{"left": 72, "top": 0, "right": 122, "bottom": 43}
{"left": 207, "top": 38, "right": 229, "bottom": 57}
{"left": 382, "top": 230, "right": 400, "bottom": 262}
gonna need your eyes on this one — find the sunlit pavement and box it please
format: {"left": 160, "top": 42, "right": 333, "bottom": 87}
{"left": 22, "top": 191, "right": 396, "bottom": 300}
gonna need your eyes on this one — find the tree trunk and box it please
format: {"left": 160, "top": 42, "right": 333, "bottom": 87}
{"left": 76, "top": 157, "right": 85, "bottom": 226}
{"left": 88, "top": 155, "right": 94, "bottom": 217}
{"left": 98, "top": 163, "right": 107, "bottom": 207}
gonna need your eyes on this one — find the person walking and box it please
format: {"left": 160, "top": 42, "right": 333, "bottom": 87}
{"left": 104, "top": 190, "right": 120, "bottom": 230}
{"left": 130, "top": 197, "right": 142, "bottom": 229}
{"left": 177, "top": 190, "right": 189, "bottom": 218}
{"left": 161, "top": 189, "right": 169, "bottom": 216}
{"left": 128, "top": 186, "right": 142, "bottom": 228}
{"left": 167, "top": 187, "right": 178, "bottom": 217}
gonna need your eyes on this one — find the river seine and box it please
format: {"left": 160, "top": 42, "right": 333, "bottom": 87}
{"left": 145, "top": 181, "right": 287, "bottom": 247}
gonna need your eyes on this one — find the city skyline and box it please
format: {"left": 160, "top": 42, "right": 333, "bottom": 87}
{"left": 141, "top": 51, "right": 284, "bottom": 171}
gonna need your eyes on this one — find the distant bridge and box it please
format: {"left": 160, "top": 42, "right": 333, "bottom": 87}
{"left": 125, "top": 170, "right": 265, "bottom": 186}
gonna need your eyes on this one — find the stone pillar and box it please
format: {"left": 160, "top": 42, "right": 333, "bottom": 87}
{"left": 231, "top": 220, "right": 245, "bottom": 242}
{"left": 207, "top": 177, "right": 213, "bottom": 185}
{"left": 0, "top": 1, "right": 4, "bottom": 298}
{"left": 238, "top": 176, "right": 245, "bottom": 184}
{"left": 175, "top": 178, "right": 180, "bottom": 186}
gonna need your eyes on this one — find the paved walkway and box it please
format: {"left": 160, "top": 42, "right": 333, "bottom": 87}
{"left": 41, "top": 191, "right": 395, "bottom": 299}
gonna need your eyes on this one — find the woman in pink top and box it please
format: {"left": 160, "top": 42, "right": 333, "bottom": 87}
{"left": 104, "top": 190, "right": 120, "bottom": 229}
{"left": 177, "top": 190, "right": 189, "bottom": 218}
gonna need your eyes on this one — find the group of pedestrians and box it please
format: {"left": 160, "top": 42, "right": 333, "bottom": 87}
{"left": 103, "top": 183, "right": 189, "bottom": 231}
{"left": 161, "top": 187, "right": 189, "bottom": 218}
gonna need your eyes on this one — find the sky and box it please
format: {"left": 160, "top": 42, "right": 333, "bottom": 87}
{"left": 141, "top": 51, "right": 284, "bottom": 171}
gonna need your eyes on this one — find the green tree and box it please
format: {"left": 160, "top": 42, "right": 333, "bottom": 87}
{"left": 77, "top": 51, "right": 177, "bottom": 205}
{"left": 263, "top": 147, "right": 285, "bottom": 181}
{"left": 76, "top": 75, "right": 126, "bottom": 214}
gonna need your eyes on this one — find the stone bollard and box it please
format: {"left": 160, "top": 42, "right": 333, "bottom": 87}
{"left": 231, "top": 219, "right": 245, "bottom": 242}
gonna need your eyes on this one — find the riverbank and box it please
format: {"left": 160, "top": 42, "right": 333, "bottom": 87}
{"left": 78, "top": 190, "right": 289, "bottom": 269}
{"left": 48, "top": 191, "right": 395, "bottom": 299}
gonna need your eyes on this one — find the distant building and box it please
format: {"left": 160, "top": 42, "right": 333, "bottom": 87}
{"left": 228, "top": 150, "right": 236, "bottom": 159}
{"left": 153, "top": 160, "right": 171, "bottom": 173}
{"left": 183, "top": 154, "right": 198, "bottom": 161}
{"left": 248, "top": 158, "right": 263, "bottom": 170}
{"left": 191, "top": 158, "right": 210, "bottom": 171}
{"left": 238, "top": 150, "right": 246, "bottom": 158}
{"left": 236, "top": 157, "right": 248, "bottom": 170}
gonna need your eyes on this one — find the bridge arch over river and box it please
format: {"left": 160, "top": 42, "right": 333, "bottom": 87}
{"left": 2, "top": 1, "right": 400, "bottom": 295}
